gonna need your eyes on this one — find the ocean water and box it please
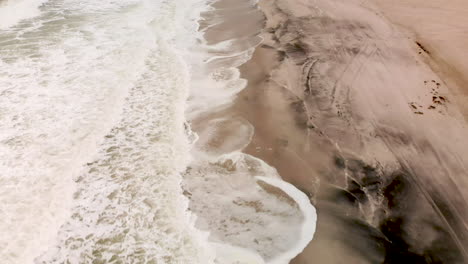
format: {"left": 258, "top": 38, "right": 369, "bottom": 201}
{"left": 0, "top": 0, "right": 316, "bottom": 263}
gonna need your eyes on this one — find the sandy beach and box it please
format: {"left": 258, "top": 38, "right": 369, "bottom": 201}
{"left": 196, "top": 0, "right": 468, "bottom": 262}
{"left": 2, "top": 0, "right": 467, "bottom": 262}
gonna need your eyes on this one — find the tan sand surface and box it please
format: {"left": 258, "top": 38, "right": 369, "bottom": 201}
{"left": 233, "top": 0, "right": 468, "bottom": 262}
{"left": 372, "top": 0, "right": 468, "bottom": 119}
{"left": 193, "top": 0, "right": 468, "bottom": 262}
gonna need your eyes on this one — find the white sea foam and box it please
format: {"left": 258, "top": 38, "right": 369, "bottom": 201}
{"left": 211, "top": 242, "right": 266, "bottom": 264}
{"left": 255, "top": 177, "right": 317, "bottom": 264}
{"left": 1, "top": 0, "right": 215, "bottom": 262}
{"left": 184, "top": 152, "right": 317, "bottom": 264}
{"left": 0, "top": 0, "right": 49, "bottom": 29}
{"left": 36, "top": 39, "right": 214, "bottom": 264}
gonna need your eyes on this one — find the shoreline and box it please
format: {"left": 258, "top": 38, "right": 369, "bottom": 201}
{"left": 1, "top": 0, "right": 467, "bottom": 262}
{"left": 230, "top": 0, "right": 468, "bottom": 262}
{"left": 184, "top": 0, "right": 319, "bottom": 262}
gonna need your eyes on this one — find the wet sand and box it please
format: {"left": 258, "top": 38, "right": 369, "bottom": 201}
{"left": 195, "top": 0, "right": 468, "bottom": 262}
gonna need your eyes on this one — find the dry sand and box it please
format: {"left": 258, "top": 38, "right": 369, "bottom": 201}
{"left": 372, "top": 0, "right": 468, "bottom": 121}
{"left": 195, "top": 0, "right": 468, "bottom": 262}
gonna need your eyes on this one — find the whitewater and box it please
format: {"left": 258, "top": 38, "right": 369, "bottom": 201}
{"left": 0, "top": 0, "right": 317, "bottom": 263}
